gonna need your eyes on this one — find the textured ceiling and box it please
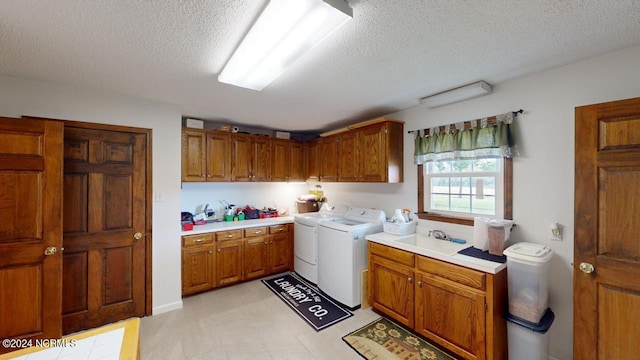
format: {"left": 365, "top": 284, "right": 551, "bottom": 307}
{"left": 2, "top": 0, "right": 640, "bottom": 132}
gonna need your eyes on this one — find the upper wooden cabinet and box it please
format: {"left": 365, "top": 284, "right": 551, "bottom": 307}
{"left": 181, "top": 129, "right": 230, "bottom": 182}
{"left": 271, "top": 139, "right": 305, "bottom": 182}
{"left": 181, "top": 118, "right": 403, "bottom": 183}
{"left": 230, "top": 133, "right": 271, "bottom": 182}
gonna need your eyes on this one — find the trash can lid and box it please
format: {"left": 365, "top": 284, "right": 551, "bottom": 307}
{"left": 503, "top": 242, "right": 553, "bottom": 263}
{"left": 506, "top": 308, "right": 555, "bottom": 333}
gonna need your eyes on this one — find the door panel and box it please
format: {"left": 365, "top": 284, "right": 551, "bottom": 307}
{"left": 574, "top": 97, "right": 640, "bottom": 359}
{"left": 0, "top": 117, "right": 63, "bottom": 353}
{"left": 62, "top": 127, "right": 146, "bottom": 334}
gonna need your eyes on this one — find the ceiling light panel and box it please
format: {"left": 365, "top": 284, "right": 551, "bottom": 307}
{"left": 218, "top": 0, "right": 352, "bottom": 91}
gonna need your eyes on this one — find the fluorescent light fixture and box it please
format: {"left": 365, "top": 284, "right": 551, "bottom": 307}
{"left": 419, "top": 81, "right": 492, "bottom": 108}
{"left": 218, "top": 0, "right": 352, "bottom": 91}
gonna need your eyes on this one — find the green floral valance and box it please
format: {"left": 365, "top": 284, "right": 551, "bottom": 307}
{"left": 413, "top": 111, "right": 519, "bottom": 164}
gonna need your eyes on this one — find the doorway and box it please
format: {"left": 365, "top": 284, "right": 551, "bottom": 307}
{"left": 574, "top": 97, "right": 640, "bottom": 358}
{"left": 61, "top": 122, "right": 152, "bottom": 334}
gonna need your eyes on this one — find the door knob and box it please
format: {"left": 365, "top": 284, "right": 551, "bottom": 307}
{"left": 134, "top": 232, "right": 143, "bottom": 240}
{"left": 579, "top": 262, "right": 595, "bottom": 274}
{"left": 44, "top": 247, "right": 57, "bottom": 256}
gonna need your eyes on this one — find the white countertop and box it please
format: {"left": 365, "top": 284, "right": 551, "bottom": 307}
{"left": 366, "top": 231, "right": 507, "bottom": 274}
{"left": 181, "top": 216, "right": 294, "bottom": 236}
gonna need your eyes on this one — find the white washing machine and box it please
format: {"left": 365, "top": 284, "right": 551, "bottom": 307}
{"left": 293, "top": 203, "right": 349, "bottom": 284}
{"left": 317, "top": 207, "right": 386, "bottom": 308}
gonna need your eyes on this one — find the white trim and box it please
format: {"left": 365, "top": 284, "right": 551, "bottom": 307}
{"left": 152, "top": 300, "right": 183, "bottom": 315}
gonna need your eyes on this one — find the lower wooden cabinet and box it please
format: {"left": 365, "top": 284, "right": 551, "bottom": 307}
{"left": 182, "top": 234, "right": 215, "bottom": 295}
{"left": 181, "top": 223, "right": 293, "bottom": 296}
{"left": 368, "top": 242, "right": 507, "bottom": 360}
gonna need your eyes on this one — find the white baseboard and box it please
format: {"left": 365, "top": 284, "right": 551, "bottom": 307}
{"left": 152, "top": 300, "right": 183, "bottom": 315}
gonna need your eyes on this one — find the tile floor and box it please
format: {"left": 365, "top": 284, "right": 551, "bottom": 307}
{"left": 140, "top": 278, "right": 380, "bottom": 360}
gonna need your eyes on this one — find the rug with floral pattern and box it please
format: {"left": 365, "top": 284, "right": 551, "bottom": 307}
{"left": 343, "top": 317, "right": 455, "bottom": 360}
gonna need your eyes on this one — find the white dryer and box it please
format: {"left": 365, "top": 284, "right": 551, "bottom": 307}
{"left": 317, "top": 207, "right": 386, "bottom": 308}
{"left": 293, "top": 203, "right": 349, "bottom": 284}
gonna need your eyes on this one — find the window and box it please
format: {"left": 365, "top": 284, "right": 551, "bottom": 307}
{"left": 418, "top": 158, "right": 512, "bottom": 226}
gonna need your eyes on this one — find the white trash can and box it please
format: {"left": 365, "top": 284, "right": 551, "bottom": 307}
{"left": 503, "top": 242, "right": 554, "bottom": 323}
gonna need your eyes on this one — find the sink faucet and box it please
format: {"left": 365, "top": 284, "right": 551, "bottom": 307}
{"left": 430, "top": 230, "right": 449, "bottom": 240}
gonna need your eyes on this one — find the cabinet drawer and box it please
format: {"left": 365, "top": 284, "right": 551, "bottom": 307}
{"left": 183, "top": 233, "right": 214, "bottom": 247}
{"left": 216, "top": 230, "right": 243, "bottom": 240}
{"left": 269, "top": 224, "right": 289, "bottom": 234}
{"left": 417, "top": 256, "right": 485, "bottom": 290}
{"left": 244, "top": 227, "right": 268, "bottom": 237}
{"left": 369, "top": 242, "right": 414, "bottom": 267}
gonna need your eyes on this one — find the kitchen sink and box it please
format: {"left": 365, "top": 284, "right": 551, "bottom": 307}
{"left": 395, "top": 235, "right": 467, "bottom": 256}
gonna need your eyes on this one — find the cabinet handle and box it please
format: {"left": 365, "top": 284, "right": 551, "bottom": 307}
{"left": 417, "top": 281, "right": 422, "bottom": 287}
{"left": 217, "top": 248, "right": 221, "bottom": 252}
{"left": 195, "top": 238, "right": 204, "bottom": 243}
{"left": 226, "top": 234, "right": 233, "bottom": 238}
{"left": 264, "top": 241, "right": 268, "bottom": 244}
{"left": 254, "top": 230, "right": 262, "bottom": 234}
{"left": 408, "top": 277, "right": 413, "bottom": 283}
{"left": 277, "top": 228, "right": 284, "bottom": 232}
{"left": 208, "top": 250, "right": 213, "bottom": 254}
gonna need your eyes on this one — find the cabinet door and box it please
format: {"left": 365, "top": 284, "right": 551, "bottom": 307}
{"left": 182, "top": 245, "right": 214, "bottom": 295}
{"left": 319, "top": 136, "right": 338, "bottom": 182}
{"left": 182, "top": 129, "right": 206, "bottom": 181}
{"left": 269, "top": 233, "right": 290, "bottom": 274}
{"left": 230, "top": 134, "right": 252, "bottom": 181}
{"left": 305, "top": 139, "right": 320, "bottom": 181}
{"left": 338, "top": 131, "right": 360, "bottom": 182}
{"left": 252, "top": 137, "right": 271, "bottom": 181}
{"left": 244, "top": 237, "right": 269, "bottom": 280}
{"left": 359, "top": 124, "right": 387, "bottom": 182}
{"left": 216, "top": 239, "right": 243, "bottom": 286}
{"left": 416, "top": 273, "right": 486, "bottom": 360}
{"left": 289, "top": 141, "right": 305, "bottom": 182}
{"left": 369, "top": 255, "right": 415, "bottom": 328}
{"left": 206, "top": 132, "right": 230, "bottom": 181}
{"left": 271, "top": 139, "right": 289, "bottom": 182}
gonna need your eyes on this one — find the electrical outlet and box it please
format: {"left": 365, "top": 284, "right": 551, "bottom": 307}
{"left": 550, "top": 222, "right": 562, "bottom": 241}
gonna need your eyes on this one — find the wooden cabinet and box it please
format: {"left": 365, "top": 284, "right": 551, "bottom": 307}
{"left": 231, "top": 133, "right": 271, "bottom": 181}
{"left": 181, "top": 129, "right": 231, "bottom": 182}
{"left": 318, "top": 136, "right": 339, "bottom": 182}
{"left": 336, "top": 121, "right": 404, "bottom": 183}
{"left": 182, "top": 234, "right": 215, "bottom": 295}
{"left": 368, "top": 242, "right": 507, "bottom": 360}
{"left": 271, "top": 139, "right": 305, "bottom": 182}
{"left": 181, "top": 223, "right": 293, "bottom": 296}
{"left": 305, "top": 139, "right": 320, "bottom": 181}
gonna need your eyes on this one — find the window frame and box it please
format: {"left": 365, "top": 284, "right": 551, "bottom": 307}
{"left": 417, "top": 158, "right": 513, "bottom": 226}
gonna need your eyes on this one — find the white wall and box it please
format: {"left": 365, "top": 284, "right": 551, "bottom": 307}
{"left": 0, "top": 74, "right": 184, "bottom": 315}
{"left": 323, "top": 45, "right": 640, "bottom": 360}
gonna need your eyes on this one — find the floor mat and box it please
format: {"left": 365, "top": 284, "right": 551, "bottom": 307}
{"left": 343, "top": 317, "right": 455, "bottom": 360}
{"left": 262, "top": 272, "right": 352, "bottom": 331}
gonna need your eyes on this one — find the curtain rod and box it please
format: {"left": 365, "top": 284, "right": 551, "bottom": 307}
{"left": 407, "top": 109, "right": 523, "bottom": 134}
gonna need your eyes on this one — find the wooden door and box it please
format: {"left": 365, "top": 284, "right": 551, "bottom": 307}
{"left": 574, "top": 97, "right": 640, "bottom": 359}
{"left": 181, "top": 129, "right": 206, "bottom": 181}
{"left": 244, "top": 237, "right": 269, "bottom": 280}
{"left": 230, "top": 134, "right": 252, "bottom": 181}
{"left": 216, "top": 239, "right": 243, "bottom": 286}
{"left": 289, "top": 141, "right": 305, "bottom": 182}
{"left": 252, "top": 137, "right": 271, "bottom": 181}
{"left": 319, "top": 136, "right": 338, "bottom": 182}
{"left": 62, "top": 126, "right": 147, "bottom": 334}
{"left": 206, "top": 132, "right": 230, "bottom": 181}
{"left": 0, "top": 117, "right": 63, "bottom": 352}
{"left": 182, "top": 245, "right": 214, "bottom": 295}
{"left": 416, "top": 273, "right": 485, "bottom": 360}
{"left": 269, "top": 233, "right": 290, "bottom": 274}
{"left": 338, "top": 131, "right": 359, "bottom": 182}
{"left": 271, "top": 139, "right": 289, "bottom": 182}
{"left": 305, "top": 139, "right": 320, "bottom": 181}
{"left": 360, "top": 124, "right": 387, "bottom": 182}
{"left": 368, "top": 255, "right": 415, "bottom": 328}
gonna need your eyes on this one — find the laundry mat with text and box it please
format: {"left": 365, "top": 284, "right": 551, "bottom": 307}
{"left": 262, "top": 272, "right": 352, "bottom": 331}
